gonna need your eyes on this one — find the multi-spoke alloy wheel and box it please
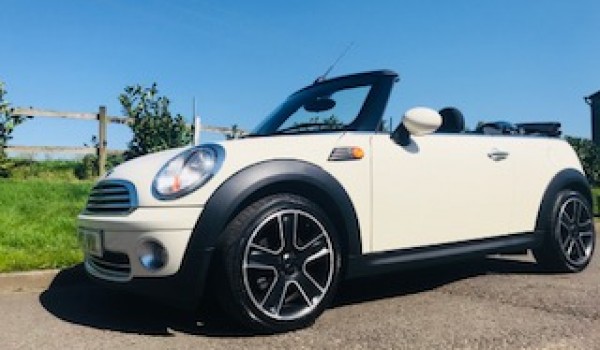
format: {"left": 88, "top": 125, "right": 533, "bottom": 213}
{"left": 243, "top": 209, "right": 334, "bottom": 321}
{"left": 534, "top": 190, "right": 596, "bottom": 272}
{"left": 215, "top": 194, "right": 340, "bottom": 332}
{"left": 555, "top": 196, "right": 594, "bottom": 266}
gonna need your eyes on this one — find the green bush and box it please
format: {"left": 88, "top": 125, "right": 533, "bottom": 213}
{"left": 565, "top": 136, "right": 600, "bottom": 185}
{"left": 0, "top": 80, "right": 29, "bottom": 176}
{"left": 74, "top": 153, "right": 124, "bottom": 180}
{"left": 120, "top": 83, "right": 191, "bottom": 160}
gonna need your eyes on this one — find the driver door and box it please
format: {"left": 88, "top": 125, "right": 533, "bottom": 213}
{"left": 370, "top": 133, "right": 515, "bottom": 252}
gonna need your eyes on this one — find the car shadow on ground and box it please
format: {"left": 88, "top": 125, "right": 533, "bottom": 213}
{"left": 333, "top": 255, "right": 545, "bottom": 309}
{"left": 39, "top": 256, "right": 547, "bottom": 337}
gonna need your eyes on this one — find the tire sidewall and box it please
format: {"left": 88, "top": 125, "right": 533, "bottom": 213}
{"left": 222, "top": 194, "right": 342, "bottom": 332}
{"left": 549, "top": 191, "right": 595, "bottom": 272}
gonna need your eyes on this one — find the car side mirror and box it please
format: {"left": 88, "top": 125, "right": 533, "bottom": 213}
{"left": 391, "top": 107, "right": 442, "bottom": 146}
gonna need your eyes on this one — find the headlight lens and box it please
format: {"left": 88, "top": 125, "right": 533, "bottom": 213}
{"left": 152, "top": 145, "right": 223, "bottom": 200}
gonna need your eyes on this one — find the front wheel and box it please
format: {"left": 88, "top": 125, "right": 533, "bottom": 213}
{"left": 533, "top": 190, "right": 596, "bottom": 272}
{"left": 215, "top": 194, "right": 341, "bottom": 332}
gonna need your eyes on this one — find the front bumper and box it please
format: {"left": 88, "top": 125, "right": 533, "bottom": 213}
{"left": 78, "top": 206, "right": 215, "bottom": 308}
{"left": 78, "top": 206, "right": 202, "bottom": 281}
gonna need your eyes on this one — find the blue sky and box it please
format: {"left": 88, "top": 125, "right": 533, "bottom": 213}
{"left": 2, "top": 0, "right": 599, "bottom": 154}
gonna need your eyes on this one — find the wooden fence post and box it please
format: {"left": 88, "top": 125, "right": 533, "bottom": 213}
{"left": 97, "top": 106, "right": 107, "bottom": 176}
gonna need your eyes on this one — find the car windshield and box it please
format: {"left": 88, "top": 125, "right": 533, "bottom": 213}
{"left": 275, "top": 86, "right": 371, "bottom": 134}
{"left": 252, "top": 84, "right": 375, "bottom": 136}
{"left": 250, "top": 70, "right": 398, "bottom": 137}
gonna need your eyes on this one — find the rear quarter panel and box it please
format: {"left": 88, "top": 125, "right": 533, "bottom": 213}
{"left": 499, "top": 136, "right": 584, "bottom": 233}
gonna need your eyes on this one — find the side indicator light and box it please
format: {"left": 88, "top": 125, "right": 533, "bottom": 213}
{"left": 351, "top": 147, "right": 365, "bottom": 159}
{"left": 328, "top": 147, "right": 365, "bottom": 161}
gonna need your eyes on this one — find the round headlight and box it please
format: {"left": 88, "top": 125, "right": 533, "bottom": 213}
{"left": 152, "top": 145, "right": 224, "bottom": 200}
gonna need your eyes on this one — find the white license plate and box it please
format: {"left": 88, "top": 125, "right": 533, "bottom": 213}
{"left": 80, "top": 229, "right": 103, "bottom": 257}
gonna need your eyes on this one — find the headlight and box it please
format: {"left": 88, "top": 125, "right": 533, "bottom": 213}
{"left": 152, "top": 145, "right": 224, "bottom": 200}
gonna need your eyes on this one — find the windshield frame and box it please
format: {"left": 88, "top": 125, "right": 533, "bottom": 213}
{"left": 250, "top": 70, "right": 398, "bottom": 137}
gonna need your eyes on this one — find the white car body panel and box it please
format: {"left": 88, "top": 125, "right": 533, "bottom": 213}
{"left": 371, "top": 134, "right": 515, "bottom": 250}
{"left": 370, "top": 134, "right": 582, "bottom": 251}
{"left": 93, "top": 133, "right": 375, "bottom": 253}
{"left": 82, "top": 131, "right": 584, "bottom": 264}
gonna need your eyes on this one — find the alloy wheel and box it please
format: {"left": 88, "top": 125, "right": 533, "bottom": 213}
{"left": 556, "top": 196, "right": 595, "bottom": 266}
{"left": 242, "top": 209, "right": 335, "bottom": 321}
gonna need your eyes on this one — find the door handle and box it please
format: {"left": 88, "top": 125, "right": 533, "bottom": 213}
{"left": 488, "top": 148, "right": 509, "bottom": 161}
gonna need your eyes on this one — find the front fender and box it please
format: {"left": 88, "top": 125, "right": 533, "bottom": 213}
{"left": 177, "top": 159, "right": 362, "bottom": 302}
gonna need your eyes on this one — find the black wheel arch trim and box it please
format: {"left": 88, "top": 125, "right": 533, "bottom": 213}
{"left": 535, "top": 168, "right": 593, "bottom": 232}
{"left": 175, "top": 159, "right": 362, "bottom": 306}
{"left": 194, "top": 159, "right": 361, "bottom": 254}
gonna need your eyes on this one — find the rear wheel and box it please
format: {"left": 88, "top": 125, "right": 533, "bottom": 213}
{"left": 533, "top": 190, "right": 596, "bottom": 272}
{"left": 215, "top": 194, "right": 341, "bottom": 332}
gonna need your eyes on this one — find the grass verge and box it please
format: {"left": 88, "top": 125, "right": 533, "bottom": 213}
{"left": 6, "top": 159, "right": 83, "bottom": 181}
{"left": 0, "top": 179, "right": 93, "bottom": 272}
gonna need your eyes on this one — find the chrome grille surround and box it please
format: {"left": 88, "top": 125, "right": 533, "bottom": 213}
{"left": 84, "top": 180, "right": 138, "bottom": 215}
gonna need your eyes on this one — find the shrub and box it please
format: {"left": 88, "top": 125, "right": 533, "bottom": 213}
{"left": 565, "top": 136, "right": 600, "bottom": 185}
{"left": 0, "top": 81, "right": 28, "bottom": 177}
{"left": 120, "top": 83, "right": 191, "bottom": 160}
{"left": 74, "top": 153, "right": 124, "bottom": 180}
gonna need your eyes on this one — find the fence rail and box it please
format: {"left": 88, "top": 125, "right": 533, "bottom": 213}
{"left": 6, "top": 106, "right": 239, "bottom": 175}
{"left": 6, "top": 146, "right": 124, "bottom": 155}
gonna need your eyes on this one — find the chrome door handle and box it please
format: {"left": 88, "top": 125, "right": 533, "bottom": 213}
{"left": 488, "top": 149, "right": 509, "bottom": 161}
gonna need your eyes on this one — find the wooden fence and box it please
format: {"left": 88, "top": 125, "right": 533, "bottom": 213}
{"left": 7, "top": 106, "right": 237, "bottom": 176}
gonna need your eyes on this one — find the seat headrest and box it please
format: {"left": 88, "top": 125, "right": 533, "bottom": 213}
{"left": 437, "top": 107, "right": 465, "bottom": 133}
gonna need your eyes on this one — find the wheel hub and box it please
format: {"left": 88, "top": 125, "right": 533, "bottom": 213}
{"left": 567, "top": 224, "right": 577, "bottom": 236}
{"left": 282, "top": 252, "right": 298, "bottom": 275}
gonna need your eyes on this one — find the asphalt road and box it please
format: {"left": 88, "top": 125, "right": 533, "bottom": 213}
{"left": 0, "top": 252, "right": 599, "bottom": 349}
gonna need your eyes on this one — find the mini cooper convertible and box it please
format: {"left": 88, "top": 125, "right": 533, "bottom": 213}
{"left": 79, "top": 70, "right": 596, "bottom": 332}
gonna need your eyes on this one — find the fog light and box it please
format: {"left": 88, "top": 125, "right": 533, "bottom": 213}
{"left": 137, "top": 240, "right": 168, "bottom": 271}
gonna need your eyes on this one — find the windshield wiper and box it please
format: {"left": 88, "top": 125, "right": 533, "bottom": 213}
{"left": 275, "top": 122, "right": 345, "bottom": 134}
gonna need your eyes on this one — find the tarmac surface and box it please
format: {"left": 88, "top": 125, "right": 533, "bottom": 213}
{"left": 0, "top": 251, "right": 599, "bottom": 349}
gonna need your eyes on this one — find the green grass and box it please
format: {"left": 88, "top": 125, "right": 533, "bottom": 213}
{"left": 7, "top": 159, "right": 82, "bottom": 181}
{"left": 0, "top": 178, "right": 93, "bottom": 272}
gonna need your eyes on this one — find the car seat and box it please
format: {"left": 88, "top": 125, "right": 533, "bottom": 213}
{"left": 436, "top": 107, "right": 465, "bottom": 133}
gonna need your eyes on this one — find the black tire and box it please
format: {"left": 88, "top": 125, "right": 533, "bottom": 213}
{"left": 533, "top": 190, "right": 596, "bottom": 272}
{"left": 214, "top": 194, "right": 342, "bottom": 333}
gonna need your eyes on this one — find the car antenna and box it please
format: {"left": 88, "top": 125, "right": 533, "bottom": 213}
{"left": 314, "top": 42, "right": 354, "bottom": 84}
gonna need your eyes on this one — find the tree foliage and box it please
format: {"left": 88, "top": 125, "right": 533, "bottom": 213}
{"left": 565, "top": 136, "right": 600, "bottom": 185}
{"left": 120, "top": 83, "right": 191, "bottom": 160}
{"left": 0, "top": 81, "right": 28, "bottom": 177}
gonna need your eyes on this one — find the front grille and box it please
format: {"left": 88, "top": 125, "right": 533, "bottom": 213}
{"left": 87, "top": 250, "right": 131, "bottom": 280}
{"left": 84, "top": 180, "right": 138, "bottom": 215}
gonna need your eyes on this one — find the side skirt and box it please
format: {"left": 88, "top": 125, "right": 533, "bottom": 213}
{"left": 346, "top": 232, "right": 541, "bottom": 279}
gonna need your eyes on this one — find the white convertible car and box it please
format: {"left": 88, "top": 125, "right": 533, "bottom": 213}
{"left": 79, "top": 70, "right": 596, "bottom": 332}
